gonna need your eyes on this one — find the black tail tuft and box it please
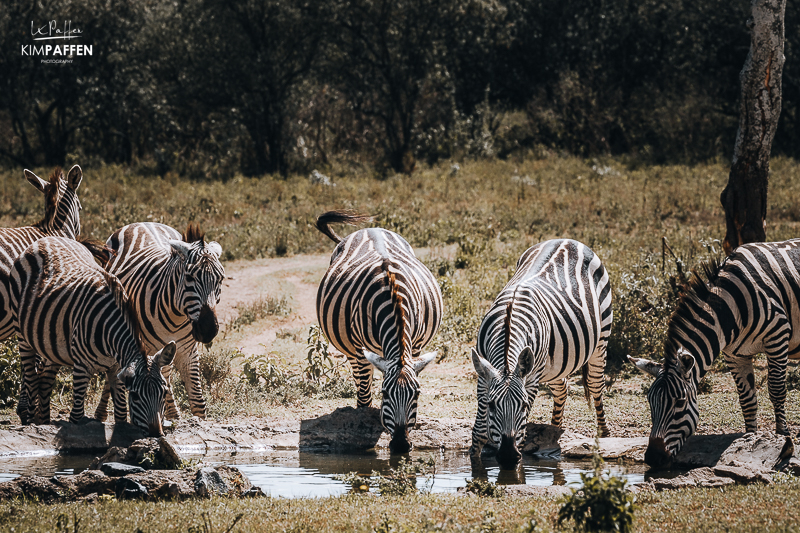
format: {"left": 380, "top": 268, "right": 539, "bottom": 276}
{"left": 315, "top": 210, "right": 373, "bottom": 244}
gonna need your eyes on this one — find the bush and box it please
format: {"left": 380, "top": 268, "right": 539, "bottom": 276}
{"left": 557, "top": 444, "right": 636, "bottom": 533}
{"left": 199, "top": 347, "right": 234, "bottom": 389}
{"left": 464, "top": 478, "right": 505, "bottom": 498}
{"left": 335, "top": 456, "right": 437, "bottom": 496}
{"left": 0, "top": 339, "right": 20, "bottom": 408}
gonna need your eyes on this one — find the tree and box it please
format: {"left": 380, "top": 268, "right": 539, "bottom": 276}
{"left": 720, "top": 0, "right": 786, "bottom": 255}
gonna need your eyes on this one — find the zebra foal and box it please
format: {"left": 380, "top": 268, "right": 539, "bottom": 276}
{"left": 10, "top": 236, "right": 175, "bottom": 436}
{"left": 631, "top": 240, "right": 800, "bottom": 468}
{"left": 316, "top": 211, "right": 442, "bottom": 452}
{"left": 0, "top": 165, "right": 82, "bottom": 342}
{"left": 471, "top": 239, "right": 612, "bottom": 469}
{"left": 95, "top": 222, "right": 224, "bottom": 420}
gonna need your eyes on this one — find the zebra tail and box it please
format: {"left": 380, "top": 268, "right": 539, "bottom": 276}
{"left": 581, "top": 364, "right": 592, "bottom": 410}
{"left": 77, "top": 235, "right": 116, "bottom": 266}
{"left": 315, "top": 210, "right": 373, "bottom": 244}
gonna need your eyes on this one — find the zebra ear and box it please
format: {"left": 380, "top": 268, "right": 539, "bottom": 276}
{"left": 169, "top": 240, "right": 191, "bottom": 259}
{"left": 472, "top": 348, "right": 499, "bottom": 381}
{"left": 66, "top": 164, "right": 82, "bottom": 191}
{"left": 412, "top": 351, "right": 437, "bottom": 374}
{"left": 206, "top": 241, "right": 222, "bottom": 258}
{"left": 364, "top": 350, "right": 389, "bottom": 374}
{"left": 24, "top": 169, "right": 48, "bottom": 193}
{"left": 153, "top": 341, "right": 177, "bottom": 370}
{"left": 117, "top": 364, "right": 136, "bottom": 389}
{"left": 628, "top": 355, "right": 662, "bottom": 378}
{"left": 516, "top": 347, "right": 534, "bottom": 377}
{"left": 677, "top": 350, "right": 695, "bottom": 379}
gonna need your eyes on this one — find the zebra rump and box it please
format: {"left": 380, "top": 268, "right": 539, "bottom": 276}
{"left": 470, "top": 239, "right": 612, "bottom": 469}
{"left": 9, "top": 236, "right": 174, "bottom": 436}
{"left": 315, "top": 210, "right": 442, "bottom": 452}
{"left": 96, "top": 222, "right": 224, "bottom": 421}
{"left": 632, "top": 239, "right": 800, "bottom": 468}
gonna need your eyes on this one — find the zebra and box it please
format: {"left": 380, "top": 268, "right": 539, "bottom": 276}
{"left": 470, "top": 239, "right": 612, "bottom": 470}
{"left": 631, "top": 239, "right": 800, "bottom": 468}
{"left": 10, "top": 236, "right": 175, "bottom": 436}
{"left": 0, "top": 165, "right": 83, "bottom": 342}
{"left": 315, "top": 211, "right": 443, "bottom": 453}
{"left": 94, "top": 222, "right": 224, "bottom": 421}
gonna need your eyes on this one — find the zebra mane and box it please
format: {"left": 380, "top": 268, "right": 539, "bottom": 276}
{"left": 37, "top": 167, "right": 64, "bottom": 228}
{"left": 183, "top": 222, "right": 205, "bottom": 244}
{"left": 503, "top": 288, "right": 517, "bottom": 374}
{"left": 384, "top": 261, "right": 408, "bottom": 367}
{"left": 102, "top": 270, "right": 147, "bottom": 359}
{"left": 76, "top": 235, "right": 115, "bottom": 266}
{"left": 664, "top": 258, "right": 723, "bottom": 368}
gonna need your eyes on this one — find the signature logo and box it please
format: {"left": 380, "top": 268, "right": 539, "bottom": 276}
{"left": 22, "top": 20, "right": 92, "bottom": 59}
{"left": 30, "top": 20, "right": 83, "bottom": 41}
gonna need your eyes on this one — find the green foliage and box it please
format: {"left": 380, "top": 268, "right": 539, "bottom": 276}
{"left": 239, "top": 354, "right": 289, "bottom": 389}
{"left": 0, "top": 339, "right": 20, "bottom": 408}
{"left": 304, "top": 325, "right": 337, "bottom": 384}
{"left": 557, "top": 446, "right": 637, "bottom": 533}
{"left": 199, "top": 347, "right": 235, "bottom": 390}
{"left": 335, "top": 456, "right": 437, "bottom": 497}
{"left": 787, "top": 366, "right": 800, "bottom": 392}
{"left": 464, "top": 478, "right": 505, "bottom": 498}
{"left": 229, "top": 296, "right": 291, "bottom": 332}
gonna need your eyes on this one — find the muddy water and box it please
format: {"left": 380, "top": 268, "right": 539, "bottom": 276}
{"left": 0, "top": 450, "right": 647, "bottom": 498}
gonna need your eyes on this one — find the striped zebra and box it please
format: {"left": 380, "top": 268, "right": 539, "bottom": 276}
{"left": 470, "top": 239, "right": 612, "bottom": 470}
{"left": 95, "top": 222, "right": 224, "bottom": 420}
{"left": 315, "top": 211, "right": 443, "bottom": 452}
{"left": 0, "top": 165, "right": 82, "bottom": 342}
{"left": 631, "top": 239, "right": 800, "bottom": 468}
{"left": 10, "top": 236, "right": 175, "bottom": 436}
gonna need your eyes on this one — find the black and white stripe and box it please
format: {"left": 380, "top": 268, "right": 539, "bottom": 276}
{"left": 0, "top": 166, "right": 82, "bottom": 342}
{"left": 470, "top": 239, "right": 612, "bottom": 469}
{"left": 10, "top": 236, "right": 175, "bottom": 436}
{"left": 315, "top": 211, "right": 442, "bottom": 452}
{"left": 95, "top": 222, "right": 224, "bottom": 420}
{"left": 632, "top": 239, "right": 800, "bottom": 468}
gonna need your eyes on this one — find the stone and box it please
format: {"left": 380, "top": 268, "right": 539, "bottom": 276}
{"left": 779, "top": 457, "right": 800, "bottom": 476}
{"left": 158, "top": 437, "right": 183, "bottom": 469}
{"left": 53, "top": 470, "right": 115, "bottom": 497}
{"left": 126, "top": 438, "right": 160, "bottom": 465}
{"left": 115, "top": 477, "right": 148, "bottom": 500}
{"left": 88, "top": 446, "right": 127, "bottom": 470}
{"left": 242, "top": 486, "right": 265, "bottom": 498}
{"left": 100, "top": 462, "right": 146, "bottom": 476}
{"left": 194, "top": 467, "right": 229, "bottom": 497}
{"left": 82, "top": 492, "right": 98, "bottom": 503}
{"left": 672, "top": 434, "right": 744, "bottom": 468}
{"left": 651, "top": 467, "right": 735, "bottom": 491}
{"left": 713, "top": 464, "right": 772, "bottom": 484}
{"left": 716, "top": 432, "right": 793, "bottom": 472}
{"left": 502, "top": 485, "right": 573, "bottom": 498}
{"left": 155, "top": 482, "right": 182, "bottom": 500}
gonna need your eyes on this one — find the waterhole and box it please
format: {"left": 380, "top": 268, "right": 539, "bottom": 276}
{"left": 0, "top": 450, "right": 646, "bottom": 498}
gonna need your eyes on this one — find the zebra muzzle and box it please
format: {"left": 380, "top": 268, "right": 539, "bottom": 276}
{"left": 644, "top": 437, "right": 672, "bottom": 469}
{"left": 497, "top": 434, "right": 522, "bottom": 470}
{"left": 389, "top": 424, "right": 412, "bottom": 453}
{"left": 192, "top": 304, "right": 219, "bottom": 344}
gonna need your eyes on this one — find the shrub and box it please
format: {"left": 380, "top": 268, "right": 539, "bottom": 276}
{"left": 199, "top": 347, "right": 234, "bottom": 389}
{"left": 557, "top": 444, "right": 636, "bottom": 533}
{"left": 227, "top": 296, "right": 291, "bottom": 333}
{"left": 0, "top": 339, "right": 20, "bottom": 408}
{"left": 464, "top": 478, "right": 505, "bottom": 498}
{"left": 335, "top": 456, "right": 436, "bottom": 496}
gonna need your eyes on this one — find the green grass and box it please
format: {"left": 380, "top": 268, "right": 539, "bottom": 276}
{"left": 3, "top": 477, "right": 800, "bottom": 532}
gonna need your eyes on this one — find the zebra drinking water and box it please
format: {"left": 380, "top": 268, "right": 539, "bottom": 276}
{"left": 470, "top": 239, "right": 612, "bottom": 469}
{"left": 10, "top": 236, "right": 175, "bottom": 436}
{"left": 0, "top": 166, "right": 83, "bottom": 342}
{"left": 315, "top": 211, "right": 442, "bottom": 452}
{"left": 95, "top": 222, "right": 224, "bottom": 420}
{"left": 631, "top": 240, "right": 800, "bottom": 468}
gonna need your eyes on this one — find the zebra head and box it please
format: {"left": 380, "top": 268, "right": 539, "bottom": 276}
{"left": 168, "top": 233, "right": 224, "bottom": 344}
{"left": 118, "top": 341, "right": 176, "bottom": 437}
{"left": 364, "top": 349, "right": 437, "bottom": 453}
{"left": 629, "top": 350, "right": 698, "bottom": 469}
{"left": 24, "top": 165, "right": 83, "bottom": 239}
{"left": 472, "top": 346, "right": 534, "bottom": 470}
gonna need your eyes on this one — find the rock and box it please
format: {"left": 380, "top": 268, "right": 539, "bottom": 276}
{"left": 82, "top": 492, "right": 98, "bottom": 503}
{"left": 242, "top": 486, "right": 265, "bottom": 498}
{"left": 716, "top": 432, "right": 793, "bottom": 472}
{"left": 713, "top": 464, "right": 772, "bottom": 485}
{"left": 194, "top": 467, "right": 229, "bottom": 497}
{"left": 523, "top": 424, "right": 564, "bottom": 456}
{"left": 52, "top": 470, "right": 115, "bottom": 497}
{"left": 651, "top": 467, "right": 735, "bottom": 490}
{"left": 89, "top": 446, "right": 127, "bottom": 470}
{"left": 116, "top": 477, "right": 148, "bottom": 500}
{"left": 502, "top": 485, "right": 573, "bottom": 498}
{"left": 100, "top": 462, "right": 146, "bottom": 476}
{"left": 672, "top": 434, "right": 744, "bottom": 468}
{"left": 158, "top": 437, "right": 183, "bottom": 469}
{"left": 779, "top": 457, "right": 800, "bottom": 476}
{"left": 126, "top": 438, "right": 160, "bottom": 465}
{"left": 155, "top": 482, "right": 182, "bottom": 500}
{"left": 299, "top": 407, "right": 384, "bottom": 450}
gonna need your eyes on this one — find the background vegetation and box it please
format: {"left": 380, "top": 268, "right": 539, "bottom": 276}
{"left": 2, "top": 0, "right": 799, "bottom": 177}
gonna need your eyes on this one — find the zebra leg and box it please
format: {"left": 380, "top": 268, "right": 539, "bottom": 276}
{"left": 470, "top": 377, "right": 489, "bottom": 458}
{"left": 349, "top": 352, "right": 374, "bottom": 408}
{"left": 549, "top": 379, "right": 569, "bottom": 428}
{"left": 36, "top": 365, "right": 59, "bottom": 425}
{"left": 68, "top": 366, "right": 92, "bottom": 424}
{"left": 586, "top": 346, "right": 610, "bottom": 438}
{"left": 94, "top": 375, "right": 113, "bottom": 422}
{"left": 764, "top": 350, "right": 789, "bottom": 436}
{"left": 174, "top": 343, "right": 206, "bottom": 419}
{"left": 16, "top": 341, "right": 38, "bottom": 425}
{"left": 106, "top": 367, "right": 128, "bottom": 423}
{"left": 161, "top": 363, "right": 180, "bottom": 420}
{"left": 725, "top": 352, "right": 759, "bottom": 433}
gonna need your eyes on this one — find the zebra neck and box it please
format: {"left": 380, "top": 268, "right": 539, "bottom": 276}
{"left": 668, "top": 293, "right": 728, "bottom": 383}
{"left": 149, "top": 255, "right": 188, "bottom": 325}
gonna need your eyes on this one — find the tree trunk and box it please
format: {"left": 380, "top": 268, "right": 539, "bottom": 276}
{"left": 720, "top": 0, "right": 785, "bottom": 256}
